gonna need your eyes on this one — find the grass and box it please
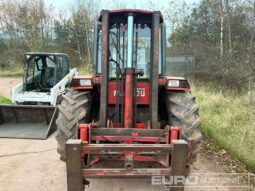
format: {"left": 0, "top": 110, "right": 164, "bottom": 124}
{"left": 0, "top": 96, "right": 11, "bottom": 104}
{"left": 0, "top": 68, "right": 23, "bottom": 77}
{"left": 192, "top": 82, "right": 255, "bottom": 172}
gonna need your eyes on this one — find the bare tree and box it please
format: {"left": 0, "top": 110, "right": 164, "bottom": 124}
{"left": 244, "top": 0, "right": 255, "bottom": 103}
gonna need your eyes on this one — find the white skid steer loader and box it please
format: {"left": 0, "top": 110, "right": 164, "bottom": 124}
{"left": 0, "top": 52, "right": 77, "bottom": 139}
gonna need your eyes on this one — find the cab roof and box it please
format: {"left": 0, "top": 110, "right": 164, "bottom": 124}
{"left": 25, "top": 52, "right": 68, "bottom": 57}
{"left": 99, "top": 9, "right": 163, "bottom": 24}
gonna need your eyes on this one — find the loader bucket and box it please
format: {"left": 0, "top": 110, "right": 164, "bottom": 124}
{"left": 0, "top": 104, "right": 58, "bottom": 139}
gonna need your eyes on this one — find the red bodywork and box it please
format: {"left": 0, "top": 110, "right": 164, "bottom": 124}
{"left": 108, "top": 81, "right": 150, "bottom": 105}
{"left": 71, "top": 75, "right": 190, "bottom": 92}
{"left": 70, "top": 74, "right": 190, "bottom": 132}
{"left": 71, "top": 75, "right": 190, "bottom": 130}
{"left": 70, "top": 76, "right": 93, "bottom": 90}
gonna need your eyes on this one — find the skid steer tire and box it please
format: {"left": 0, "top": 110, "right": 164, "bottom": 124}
{"left": 55, "top": 90, "right": 91, "bottom": 161}
{"left": 166, "top": 91, "right": 202, "bottom": 162}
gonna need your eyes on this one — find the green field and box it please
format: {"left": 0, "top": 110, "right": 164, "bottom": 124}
{"left": 193, "top": 83, "right": 255, "bottom": 172}
{"left": 0, "top": 96, "right": 11, "bottom": 104}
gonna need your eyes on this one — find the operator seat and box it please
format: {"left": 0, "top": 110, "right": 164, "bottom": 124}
{"left": 41, "top": 67, "right": 55, "bottom": 91}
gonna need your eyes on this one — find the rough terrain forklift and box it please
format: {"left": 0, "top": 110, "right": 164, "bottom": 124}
{"left": 0, "top": 52, "right": 77, "bottom": 139}
{"left": 56, "top": 10, "right": 201, "bottom": 190}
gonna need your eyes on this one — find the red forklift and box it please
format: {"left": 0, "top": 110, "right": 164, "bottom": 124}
{"left": 55, "top": 9, "right": 201, "bottom": 191}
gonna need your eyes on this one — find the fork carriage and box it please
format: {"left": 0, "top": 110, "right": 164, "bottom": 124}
{"left": 65, "top": 124, "right": 194, "bottom": 191}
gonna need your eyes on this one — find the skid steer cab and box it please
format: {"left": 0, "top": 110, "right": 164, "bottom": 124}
{"left": 12, "top": 52, "right": 77, "bottom": 106}
{"left": 0, "top": 52, "right": 77, "bottom": 139}
{"left": 56, "top": 10, "right": 202, "bottom": 191}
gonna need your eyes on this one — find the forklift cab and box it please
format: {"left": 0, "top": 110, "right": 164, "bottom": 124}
{"left": 93, "top": 10, "right": 167, "bottom": 79}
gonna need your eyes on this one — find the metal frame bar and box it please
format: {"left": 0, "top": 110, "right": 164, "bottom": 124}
{"left": 23, "top": 54, "right": 28, "bottom": 91}
{"left": 92, "top": 23, "right": 98, "bottom": 72}
{"left": 65, "top": 139, "right": 189, "bottom": 191}
{"left": 170, "top": 140, "right": 188, "bottom": 191}
{"left": 65, "top": 139, "right": 189, "bottom": 190}
{"left": 99, "top": 10, "right": 110, "bottom": 127}
{"left": 0, "top": 107, "right": 4, "bottom": 124}
{"left": 83, "top": 168, "right": 171, "bottom": 178}
{"left": 150, "top": 11, "right": 160, "bottom": 129}
{"left": 82, "top": 143, "right": 172, "bottom": 154}
{"left": 92, "top": 135, "right": 166, "bottom": 143}
{"left": 124, "top": 69, "right": 134, "bottom": 128}
{"left": 161, "top": 23, "right": 166, "bottom": 75}
{"left": 126, "top": 14, "right": 134, "bottom": 68}
{"left": 90, "top": 127, "right": 166, "bottom": 137}
{"left": 65, "top": 139, "right": 84, "bottom": 191}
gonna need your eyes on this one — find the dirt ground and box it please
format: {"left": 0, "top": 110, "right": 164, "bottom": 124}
{"left": 0, "top": 77, "right": 22, "bottom": 99}
{"left": 0, "top": 77, "right": 253, "bottom": 191}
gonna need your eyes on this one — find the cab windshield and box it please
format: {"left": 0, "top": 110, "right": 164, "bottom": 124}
{"left": 97, "top": 23, "right": 152, "bottom": 79}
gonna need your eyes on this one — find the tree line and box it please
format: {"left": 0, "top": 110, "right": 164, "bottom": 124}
{"left": 0, "top": 0, "right": 98, "bottom": 72}
{"left": 169, "top": 0, "right": 255, "bottom": 93}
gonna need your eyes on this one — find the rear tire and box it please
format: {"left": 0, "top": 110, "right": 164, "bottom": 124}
{"left": 166, "top": 91, "right": 202, "bottom": 162}
{"left": 55, "top": 90, "right": 91, "bottom": 161}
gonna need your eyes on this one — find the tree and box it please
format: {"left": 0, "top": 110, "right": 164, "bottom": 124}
{"left": 0, "top": 0, "right": 52, "bottom": 68}
{"left": 69, "top": 0, "right": 98, "bottom": 71}
{"left": 169, "top": 0, "right": 254, "bottom": 91}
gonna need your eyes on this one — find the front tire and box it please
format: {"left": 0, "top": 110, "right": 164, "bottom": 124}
{"left": 55, "top": 90, "right": 91, "bottom": 161}
{"left": 166, "top": 91, "right": 202, "bottom": 162}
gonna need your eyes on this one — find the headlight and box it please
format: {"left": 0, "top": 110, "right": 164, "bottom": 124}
{"left": 168, "top": 80, "right": 180, "bottom": 87}
{"left": 80, "top": 79, "right": 92, "bottom": 86}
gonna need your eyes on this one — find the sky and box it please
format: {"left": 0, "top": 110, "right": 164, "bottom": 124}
{"left": 44, "top": 0, "right": 201, "bottom": 36}
{"left": 44, "top": 0, "right": 201, "bottom": 13}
